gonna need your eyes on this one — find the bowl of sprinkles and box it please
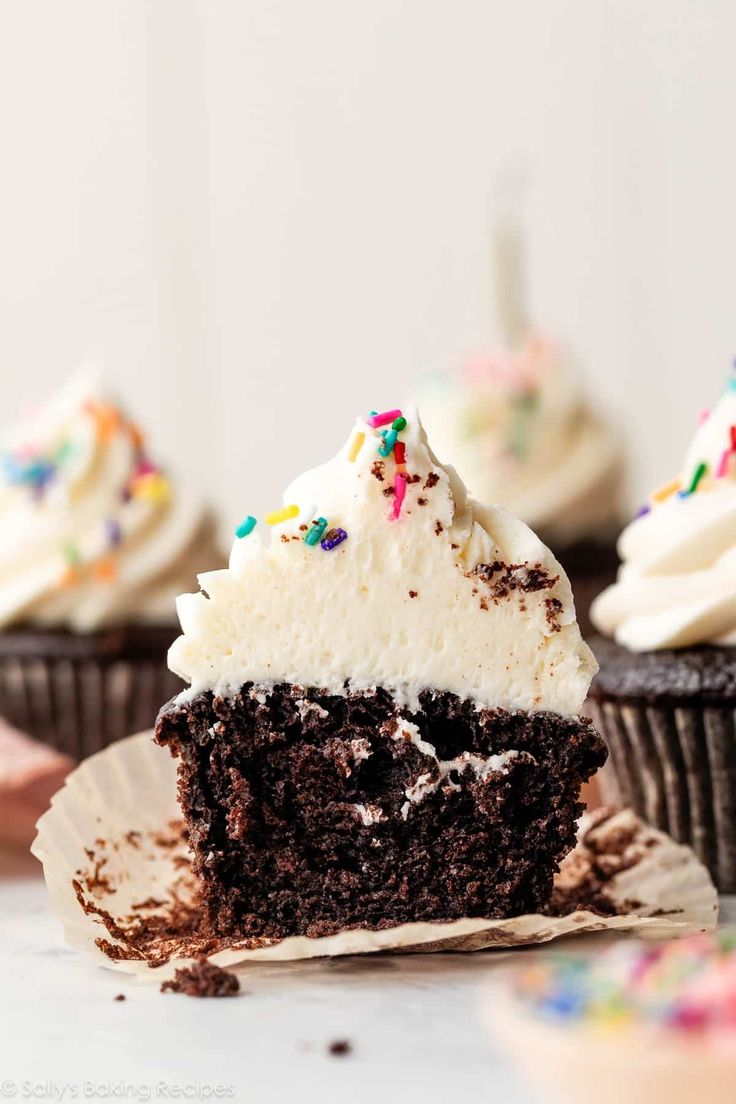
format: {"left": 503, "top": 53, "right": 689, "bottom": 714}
{"left": 485, "top": 933, "right": 736, "bottom": 1104}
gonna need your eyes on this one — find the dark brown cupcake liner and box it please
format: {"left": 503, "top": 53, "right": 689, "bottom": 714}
{"left": 589, "top": 696, "right": 736, "bottom": 891}
{"left": 0, "top": 627, "right": 182, "bottom": 760}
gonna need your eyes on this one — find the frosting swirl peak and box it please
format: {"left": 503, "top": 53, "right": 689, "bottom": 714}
{"left": 592, "top": 378, "right": 736, "bottom": 651}
{"left": 0, "top": 370, "right": 219, "bottom": 631}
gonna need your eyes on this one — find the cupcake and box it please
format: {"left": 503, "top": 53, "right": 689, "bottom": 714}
{"left": 155, "top": 405, "right": 605, "bottom": 941}
{"left": 486, "top": 932, "right": 736, "bottom": 1104}
{"left": 416, "top": 335, "right": 623, "bottom": 634}
{"left": 590, "top": 375, "right": 736, "bottom": 890}
{"left": 0, "top": 370, "right": 222, "bottom": 758}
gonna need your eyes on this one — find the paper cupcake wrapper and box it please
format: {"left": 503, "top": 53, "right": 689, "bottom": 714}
{"left": 32, "top": 731, "right": 718, "bottom": 982}
{"left": 589, "top": 698, "right": 736, "bottom": 892}
{"left": 0, "top": 653, "right": 180, "bottom": 760}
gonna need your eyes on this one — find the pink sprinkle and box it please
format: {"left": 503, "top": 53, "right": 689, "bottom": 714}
{"left": 698, "top": 409, "right": 711, "bottom": 425}
{"left": 391, "top": 474, "right": 407, "bottom": 520}
{"left": 135, "top": 459, "right": 157, "bottom": 477}
{"left": 717, "top": 449, "right": 731, "bottom": 478}
{"left": 368, "top": 409, "right": 402, "bottom": 429}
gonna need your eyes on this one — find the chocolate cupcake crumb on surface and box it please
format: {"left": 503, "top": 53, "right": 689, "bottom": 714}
{"left": 590, "top": 369, "right": 736, "bottom": 890}
{"left": 155, "top": 404, "right": 605, "bottom": 939}
{"left": 160, "top": 957, "right": 240, "bottom": 998}
{"left": 0, "top": 369, "right": 222, "bottom": 758}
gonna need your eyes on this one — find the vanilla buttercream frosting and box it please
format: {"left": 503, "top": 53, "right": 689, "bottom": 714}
{"left": 592, "top": 378, "right": 736, "bottom": 651}
{"left": 169, "top": 407, "right": 596, "bottom": 716}
{"left": 416, "top": 336, "right": 622, "bottom": 547}
{"left": 0, "top": 370, "right": 220, "bottom": 632}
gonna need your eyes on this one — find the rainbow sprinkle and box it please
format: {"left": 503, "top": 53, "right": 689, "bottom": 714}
{"left": 304, "top": 516, "right": 328, "bottom": 546}
{"left": 320, "top": 527, "right": 348, "bottom": 551}
{"left": 686, "top": 461, "right": 708, "bottom": 495}
{"left": 235, "top": 515, "right": 257, "bottom": 539}
{"left": 348, "top": 432, "right": 365, "bottom": 463}
{"left": 105, "top": 519, "right": 122, "bottom": 547}
{"left": 651, "top": 478, "right": 682, "bottom": 504}
{"left": 378, "top": 429, "right": 398, "bottom": 457}
{"left": 367, "top": 409, "right": 402, "bottom": 429}
{"left": 391, "top": 474, "right": 407, "bottom": 521}
{"left": 265, "top": 504, "right": 299, "bottom": 526}
{"left": 513, "top": 932, "right": 736, "bottom": 1040}
{"left": 717, "top": 449, "right": 732, "bottom": 479}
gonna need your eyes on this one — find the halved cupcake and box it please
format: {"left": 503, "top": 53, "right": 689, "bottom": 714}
{"left": 155, "top": 407, "right": 605, "bottom": 940}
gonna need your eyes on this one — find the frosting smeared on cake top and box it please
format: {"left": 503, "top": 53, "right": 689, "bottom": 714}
{"left": 170, "top": 407, "right": 595, "bottom": 715}
{"left": 593, "top": 372, "right": 736, "bottom": 651}
{"left": 0, "top": 370, "right": 219, "bottom": 631}
{"left": 515, "top": 932, "right": 736, "bottom": 1046}
{"left": 416, "top": 336, "right": 622, "bottom": 547}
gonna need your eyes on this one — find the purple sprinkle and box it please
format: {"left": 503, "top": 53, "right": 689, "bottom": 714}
{"left": 320, "top": 527, "right": 348, "bottom": 551}
{"left": 106, "top": 519, "right": 122, "bottom": 547}
{"left": 121, "top": 486, "right": 132, "bottom": 504}
{"left": 634, "top": 505, "right": 651, "bottom": 520}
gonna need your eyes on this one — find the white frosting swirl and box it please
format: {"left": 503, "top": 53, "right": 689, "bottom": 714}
{"left": 0, "top": 370, "right": 220, "bottom": 632}
{"left": 416, "top": 336, "right": 622, "bottom": 546}
{"left": 592, "top": 382, "right": 736, "bottom": 651}
{"left": 170, "top": 409, "right": 596, "bottom": 716}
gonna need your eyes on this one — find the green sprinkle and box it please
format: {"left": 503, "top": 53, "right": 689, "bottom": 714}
{"left": 392, "top": 416, "right": 407, "bottom": 432}
{"left": 64, "top": 545, "right": 81, "bottom": 565}
{"left": 687, "top": 461, "right": 708, "bottom": 495}
{"left": 304, "top": 516, "right": 328, "bottom": 546}
{"left": 235, "top": 515, "right": 257, "bottom": 539}
{"left": 55, "top": 440, "right": 76, "bottom": 465}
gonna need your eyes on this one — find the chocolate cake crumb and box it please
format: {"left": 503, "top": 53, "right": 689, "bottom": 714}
{"left": 417, "top": 497, "right": 427, "bottom": 506}
{"left": 113, "top": 993, "right": 126, "bottom": 1001}
{"left": 545, "top": 597, "right": 563, "bottom": 632}
{"left": 382, "top": 486, "right": 395, "bottom": 497}
{"left": 406, "top": 473, "right": 421, "bottom": 484}
{"left": 299, "top": 524, "right": 308, "bottom": 532}
{"left": 161, "top": 957, "right": 240, "bottom": 998}
{"left": 328, "top": 1039, "right": 352, "bottom": 1057}
{"left": 424, "top": 472, "right": 440, "bottom": 489}
{"left": 434, "top": 520, "right": 443, "bottom": 535}
{"left": 473, "top": 561, "right": 558, "bottom": 603}
{"left": 408, "top": 590, "right": 418, "bottom": 598}
{"left": 370, "top": 461, "right": 385, "bottom": 481}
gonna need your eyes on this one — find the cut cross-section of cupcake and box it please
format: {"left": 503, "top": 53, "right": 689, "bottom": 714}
{"left": 155, "top": 407, "right": 606, "bottom": 940}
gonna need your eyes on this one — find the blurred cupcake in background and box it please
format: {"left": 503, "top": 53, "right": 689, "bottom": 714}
{"left": 590, "top": 370, "right": 736, "bottom": 890}
{"left": 415, "top": 192, "right": 624, "bottom": 633}
{"left": 0, "top": 369, "right": 222, "bottom": 759}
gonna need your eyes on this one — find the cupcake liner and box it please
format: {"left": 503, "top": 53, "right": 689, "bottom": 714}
{"left": 0, "top": 653, "right": 180, "bottom": 759}
{"left": 31, "top": 731, "right": 718, "bottom": 982}
{"left": 590, "top": 697, "right": 736, "bottom": 892}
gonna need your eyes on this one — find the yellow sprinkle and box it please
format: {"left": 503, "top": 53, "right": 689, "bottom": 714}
{"left": 132, "top": 472, "right": 171, "bottom": 504}
{"left": 348, "top": 431, "right": 365, "bottom": 463}
{"left": 265, "top": 504, "right": 299, "bottom": 526}
{"left": 651, "top": 478, "right": 682, "bottom": 504}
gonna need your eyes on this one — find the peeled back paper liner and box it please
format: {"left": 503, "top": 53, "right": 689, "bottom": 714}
{"left": 32, "top": 730, "right": 719, "bottom": 982}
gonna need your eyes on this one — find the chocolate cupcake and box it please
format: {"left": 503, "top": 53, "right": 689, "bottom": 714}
{"left": 0, "top": 370, "right": 222, "bottom": 758}
{"left": 155, "top": 405, "right": 605, "bottom": 940}
{"left": 415, "top": 336, "right": 623, "bottom": 635}
{"left": 590, "top": 374, "right": 736, "bottom": 889}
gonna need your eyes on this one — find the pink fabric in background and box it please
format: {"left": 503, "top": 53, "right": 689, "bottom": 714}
{"left": 0, "top": 719, "right": 72, "bottom": 848}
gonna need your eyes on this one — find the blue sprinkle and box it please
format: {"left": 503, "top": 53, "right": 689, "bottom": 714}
{"left": 305, "top": 517, "right": 328, "bottom": 546}
{"left": 106, "top": 519, "right": 123, "bottom": 547}
{"left": 321, "top": 527, "right": 348, "bottom": 551}
{"left": 235, "top": 515, "right": 257, "bottom": 539}
{"left": 378, "top": 429, "right": 398, "bottom": 457}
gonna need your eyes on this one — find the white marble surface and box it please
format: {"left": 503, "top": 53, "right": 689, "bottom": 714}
{"left": 1, "top": 847, "right": 731, "bottom": 1104}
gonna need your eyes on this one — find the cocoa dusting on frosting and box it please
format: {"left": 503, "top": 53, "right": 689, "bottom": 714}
{"left": 161, "top": 957, "right": 240, "bottom": 998}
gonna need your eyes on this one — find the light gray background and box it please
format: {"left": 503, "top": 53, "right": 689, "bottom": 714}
{"left": 1, "top": 0, "right": 734, "bottom": 529}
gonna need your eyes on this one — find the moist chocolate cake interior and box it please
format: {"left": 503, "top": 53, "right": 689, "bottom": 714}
{"left": 155, "top": 685, "right": 606, "bottom": 940}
